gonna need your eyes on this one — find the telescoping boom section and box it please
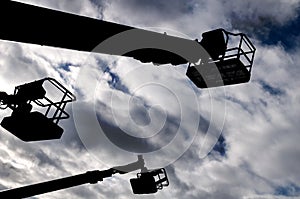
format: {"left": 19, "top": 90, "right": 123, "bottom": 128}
{"left": 0, "top": 155, "right": 169, "bottom": 198}
{"left": 0, "top": 1, "right": 255, "bottom": 88}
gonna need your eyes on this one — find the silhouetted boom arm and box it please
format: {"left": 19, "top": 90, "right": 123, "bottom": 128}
{"left": 0, "top": 156, "right": 146, "bottom": 198}
{"left": 0, "top": 170, "right": 113, "bottom": 198}
{"left": 0, "top": 1, "right": 256, "bottom": 88}
{"left": 0, "top": 1, "right": 201, "bottom": 65}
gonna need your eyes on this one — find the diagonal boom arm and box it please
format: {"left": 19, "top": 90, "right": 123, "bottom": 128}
{"left": 0, "top": 1, "right": 202, "bottom": 65}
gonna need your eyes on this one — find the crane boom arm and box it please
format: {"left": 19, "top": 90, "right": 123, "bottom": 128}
{"left": 0, "top": 155, "right": 146, "bottom": 198}
{"left": 0, "top": 1, "right": 202, "bottom": 65}
{"left": 0, "top": 170, "right": 112, "bottom": 198}
{"left": 0, "top": 1, "right": 256, "bottom": 88}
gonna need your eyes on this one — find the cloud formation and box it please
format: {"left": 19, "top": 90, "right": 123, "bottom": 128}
{"left": 0, "top": 0, "right": 299, "bottom": 198}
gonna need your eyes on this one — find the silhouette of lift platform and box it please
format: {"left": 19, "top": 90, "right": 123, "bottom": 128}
{"left": 187, "top": 28, "right": 256, "bottom": 88}
{"left": 0, "top": 77, "right": 76, "bottom": 141}
{"left": 0, "top": 1, "right": 256, "bottom": 88}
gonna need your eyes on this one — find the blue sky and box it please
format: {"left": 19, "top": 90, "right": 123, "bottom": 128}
{"left": 254, "top": 12, "right": 300, "bottom": 50}
{"left": 0, "top": 0, "right": 300, "bottom": 198}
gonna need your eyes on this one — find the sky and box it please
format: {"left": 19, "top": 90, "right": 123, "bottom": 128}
{"left": 0, "top": 0, "right": 300, "bottom": 198}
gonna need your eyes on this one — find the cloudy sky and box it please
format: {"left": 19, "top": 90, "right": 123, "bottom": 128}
{"left": 0, "top": 0, "right": 300, "bottom": 198}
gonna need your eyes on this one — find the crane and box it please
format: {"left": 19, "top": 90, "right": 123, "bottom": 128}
{"left": 0, "top": 155, "right": 169, "bottom": 198}
{"left": 0, "top": 1, "right": 256, "bottom": 88}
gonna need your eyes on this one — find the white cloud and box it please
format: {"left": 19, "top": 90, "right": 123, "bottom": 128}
{"left": 0, "top": 0, "right": 299, "bottom": 199}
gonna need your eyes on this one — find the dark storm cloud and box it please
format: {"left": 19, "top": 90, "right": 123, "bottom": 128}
{"left": 34, "top": 149, "right": 62, "bottom": 168}
{"left": 94, "top": 100, "right": 180, "bottom": 153}
{"left": 0, "top": 162, "right": 18, "bottom": 178}
{"left": 165, "top": 165, "right": 191, "bottom": 194}
{"left": 97, "top": 117, "right": 158, "bottom": 153}
{"left": 0, "top": 184, "right": 7, "bottom": 190}
{"left": 225, "top": 0, "right": 300, "bottom": 50}
{"left": 275, "top": 183, "right": 300, "bottom": 197}
{"left": 225, "top": 96, "right": 253, "bottom": 115}
{"left": 104, "top": 67, "right": 130, "bottom": 93}
{"left": 210, "top": 134, "right": 226, "bottom": 157}
{"left": 60, "top": 107, "right": 88, "bottom": 150}
{"left": 198, "top": 115, "right": 210, "bottom": 134}
{"left": 68, "top": 186, "right": 100, "bottom": 198}
{"left": 108, "top": 0, "right": 196, "bottom": 19}
{"left": 258, "top": 80, "right": 285, "bottom": 96}
{"left": 231, "top": 9, "right": 300, "bottom": 49}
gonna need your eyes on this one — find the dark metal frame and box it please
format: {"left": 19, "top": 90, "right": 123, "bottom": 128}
{"left": 221, "top": 29, "right": 256, "bottom": 73}
{"left": 14, "top": 77, "right": 76, "bottom": 124}
{"left": 190, "top": 29, "right": 256, "bottom": 71}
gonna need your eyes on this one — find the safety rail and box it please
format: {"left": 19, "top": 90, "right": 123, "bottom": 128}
{"left": 25, "top": 77, "right": 76, "bottom": 123}
{"left": 222, "top": 30, "right": 256, "bottom": 73}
